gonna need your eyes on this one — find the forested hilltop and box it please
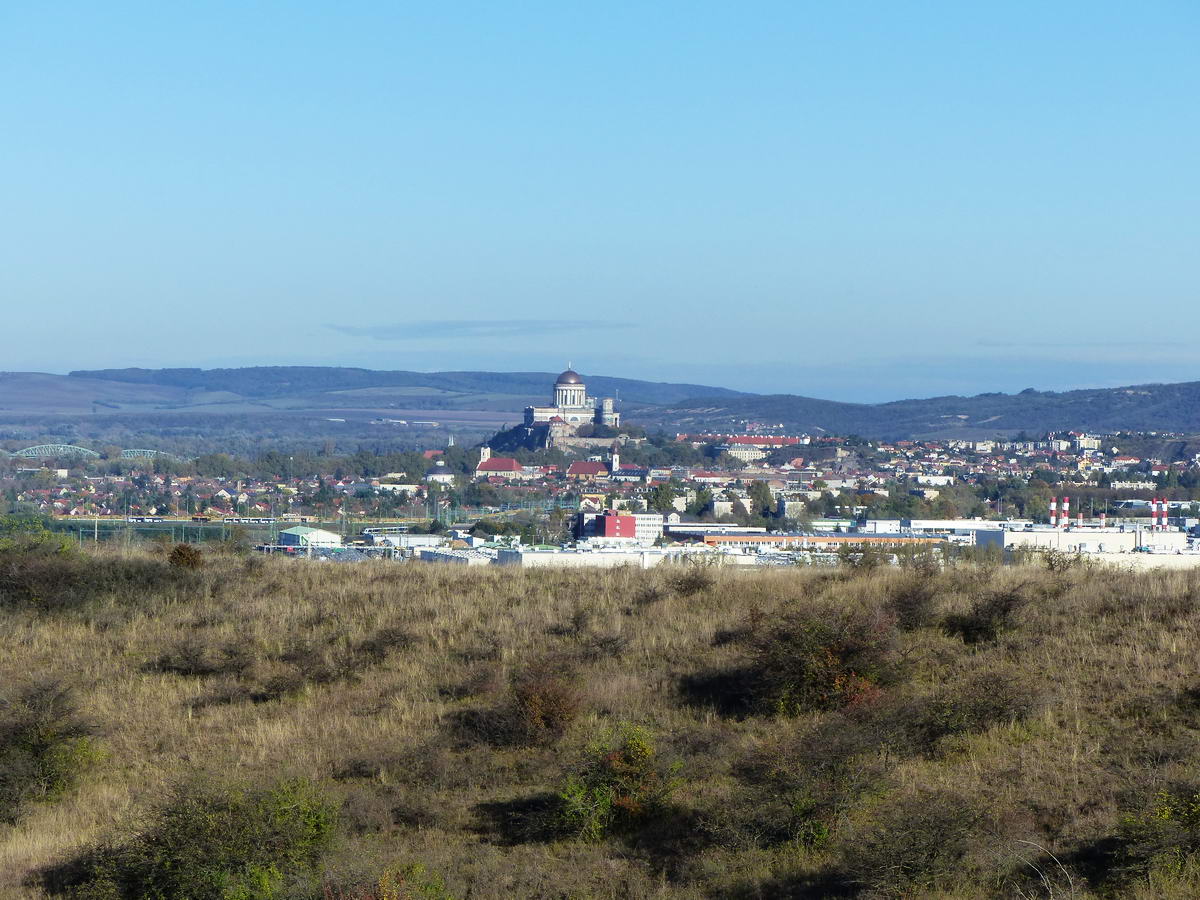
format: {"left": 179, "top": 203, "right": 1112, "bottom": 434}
{"left": 66, "top": 367, "right": 746, "bottom": 407}
{"left": 641, "top": 380, "right": 1200, "bottom": 438}
{"left": 50, "top": 368, "right": 1200, "bottom": 439}
{"left": 5, "top": 534, "right": 1200, "bottom": 898}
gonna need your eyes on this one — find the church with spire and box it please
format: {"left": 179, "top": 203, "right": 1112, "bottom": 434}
{"left": 523, "top": 367, "right": 620, "bottom": 430}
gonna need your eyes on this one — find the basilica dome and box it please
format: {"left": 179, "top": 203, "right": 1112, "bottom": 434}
{"left": 555, "top": 369, "right": 583, "bottom": 385}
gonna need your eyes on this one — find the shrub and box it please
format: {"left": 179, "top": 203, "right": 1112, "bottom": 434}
{"left": 323, "top": 863, "right": 456, "bottom": 900}
{"left": 455, "top": 656, "right": 584, "bottom": 747}
{"left": 167, "top": 543, "right": 204, "bottom": 570}
{"left": 578, "top": 631, "right": 630, "bottom": 661}
{"left": 0, "top": 550, "right": 180, "bottom": 613}
{"left": 356, "top": 626, "right": 416, "bottom": 663}
{"left": 943, "top": 587, "right": 1027, "bottom": 644}
{"left": 146, "top": 638, "right": 255, "bottom": 678}
{"left": 1116, "top": 785, "right": 1200, "bottom": 879}
{"left": 509, "top": 656, "right": 583, "bottom": 746}
{"left": 44, "top": 777, "right": 337, "bottom": 899}
{"left": 896, "top": 545, "right": 941, "bottom": 575}
{"left": 885, "top": 572, "right": 938, "bottom": 630}
{"left": 631, "top": 585, "right": 666, "bottom": 608}
{"left": 198, "top": 629, "right": 406, "bottom": 702}
{"left": 836, "top": 544, "right": 889, "bottom": 571}
{"left": 336, "top": 782, "right": 440, "bottom": 835}
{"left": 0, "top": 680, "right": 100, "bottom": 824}
{"left": 0, "top": 515, "right": 74, "bottom": 554}
{"left": 557, "top": 724, "right": 680, "bottom": 841}
{"left": 839, "top": 789, "right": 988, "bottom": 896}
{"left": 669, "top": 567, "right": 714, "bottom": 597}
{"left": 1042, "top": 549, "right": 1086, "bottom": 572}
{"left": 910, "top": 668, "right": 1041, "bottom": 752}
{"left": 722, "top": 710, "right": 902, "bottom": 849}
{"left": 746, "top": 603, "right": 897, "bottom": 715}
{"left": 548, "top": 607, "right": 628, "bottom": 659}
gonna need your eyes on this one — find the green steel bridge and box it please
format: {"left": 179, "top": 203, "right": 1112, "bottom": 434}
{"left": 5, "top": 444, "right": 186, "bottom": 461}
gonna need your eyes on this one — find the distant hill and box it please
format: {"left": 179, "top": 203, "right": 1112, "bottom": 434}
{"left": 642, "top": 381, "right": 1200, "bottom": 439}
{"left": 59, "top": 367, "right": 747, "bottom": 411}
{"left": 7, "top": 368, "right": 1200, "bottom": 439}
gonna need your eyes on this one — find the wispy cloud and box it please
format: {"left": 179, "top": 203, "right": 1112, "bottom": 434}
{"left": 976, "top": 339, "right": 1188, "bottom": 350}
{"left": 329, "top": 320, "right": 636, "bottom": 341}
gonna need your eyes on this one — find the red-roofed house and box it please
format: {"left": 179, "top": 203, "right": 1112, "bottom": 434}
{"left": 566, "top": 460, "right": 610, "bottom": 481}
{"left": 475, "top": 455, "right": 528, "bottom": 481}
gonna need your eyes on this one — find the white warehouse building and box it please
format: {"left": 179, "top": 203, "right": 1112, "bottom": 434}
{"left": 277, "top": 526, "right": 343, "bottom": 549}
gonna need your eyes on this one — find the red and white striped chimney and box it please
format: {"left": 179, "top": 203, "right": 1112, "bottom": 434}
{"left": 1049, "top": 497, "right": 1057, "bottom": 529}
{"left": 1061, "top": 496, "right": 1070, "bottom": 530}
{"left": 1100, "top": 511, "right": 1107, "bottom": 528}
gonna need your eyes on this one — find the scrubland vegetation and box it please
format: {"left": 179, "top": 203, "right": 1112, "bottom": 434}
{"left": 4, "top": 531, "right": 1200, "bottom": 897}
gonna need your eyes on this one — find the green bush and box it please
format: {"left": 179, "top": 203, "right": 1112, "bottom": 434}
{"left": 46, "top": 778, "right": 337, "bottom": 899}
{"left": 557, "top": 724, "right": 679, "bottom": 841}
{"left": 0, "top": 514, "right": 74, "bottom": 554}
{"left": 0, "top": 680, "right": 100, "bottom": 824}
{"left": 323, "top": 863, "right": 456, "bottom": 900}
{"left": 0, "top": 549, "right": 181, "bottom": 613}
{"left": 1117, "top": 785, "right": 1200, "bottom": 879}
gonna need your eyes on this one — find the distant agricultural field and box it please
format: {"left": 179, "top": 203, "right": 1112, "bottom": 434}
{"left": 3, "top": 537, "right": 1200, "bottom": 898}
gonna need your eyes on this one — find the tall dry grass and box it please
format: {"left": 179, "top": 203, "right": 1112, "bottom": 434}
{"left": 2, "top": 546, "right": 1200, "bottom": 897}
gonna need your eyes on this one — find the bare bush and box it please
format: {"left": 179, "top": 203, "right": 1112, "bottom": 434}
{"left": 909, "top": 667, "right": 1042, "bottom": 752}
{"left": 510, "top": 656, "right": 584, "bottom": 746}
{"left": 943, "top": 587, "right": 1028, "bottom": 644}
{"left": 885, "top": 572, "right": 938, "bottom": 630}
{"left": 669, "top": 567, "right": 715, "bottom": 597}
{"left": 746, "top": 602, "right": 898, "bottom": 714}
{"left": 839, "top": 789, "right": 990, "bottom": 896}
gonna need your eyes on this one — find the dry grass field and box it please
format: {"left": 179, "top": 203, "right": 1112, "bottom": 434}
{"left": 4, "top": 538, "right": 1200, "bottom": 898}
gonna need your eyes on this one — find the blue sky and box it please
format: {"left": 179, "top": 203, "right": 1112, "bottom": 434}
{"left": 1, "top": 1, "right": 1196, "bottom": 401}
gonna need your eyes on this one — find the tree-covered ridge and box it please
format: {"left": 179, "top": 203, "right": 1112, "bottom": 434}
{"left": 45, "top": 367, "right": 1200, "bottom": 438}
{"left": 67, "top": 367, "right": 749, "bottom": 406}
{"left": 647, "top": 380, "right": 1200, "bottom": 438}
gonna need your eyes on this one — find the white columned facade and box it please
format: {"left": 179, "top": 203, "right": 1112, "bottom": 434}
{"left": 555, "top": 384, "right": 586, "bottom": 407}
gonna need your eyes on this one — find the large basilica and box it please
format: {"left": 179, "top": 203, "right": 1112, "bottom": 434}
{"left": 524, "top": 368, "right": 620, "bottom": 431}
